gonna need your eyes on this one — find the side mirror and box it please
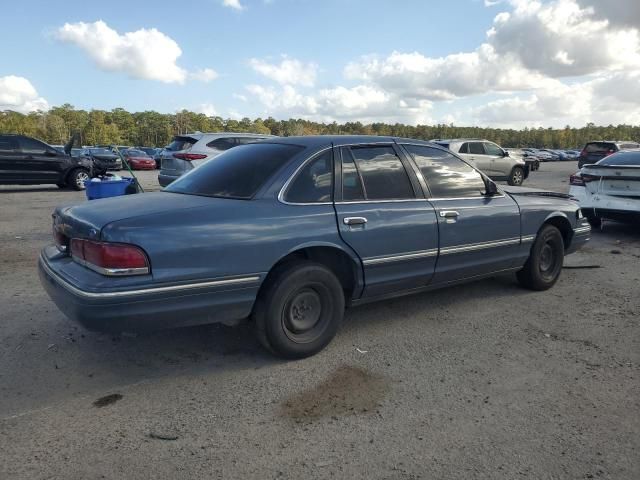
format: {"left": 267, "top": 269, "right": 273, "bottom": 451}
{"left": 503, "top": 150, "right": 510, "bottom": 157}
{"left": 484, "top": 179, "right": 499, "bottom": 196}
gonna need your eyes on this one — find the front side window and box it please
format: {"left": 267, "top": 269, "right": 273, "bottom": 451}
{"left": 468, "top": 142, "right": 485, "bottom": 155}
{"left": 19, "top": 137, "right": 48, "bottom": 154}
{"left": 483, "top": 142, "right": 503, "bottom": 156}
{"left": 458, "top": 143, "right": 469, "bottom": 154}
{"left": 403, "top": 145, "right": 486, "bottom": 198}
{"left": 284, "top": 150, "right": 333, "bottom": 203}
{"left": 166, "top": 143, "right": 303, "bottom": 199}
{"left": 348, "top": 146, "right": 415, "bottom": 200}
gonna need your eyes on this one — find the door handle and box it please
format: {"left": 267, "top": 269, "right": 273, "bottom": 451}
{"left": 343, "top": 217, "right": 367, "bottom": 226}
{"left": 439, "top": 211, "right": 459, "bottom": 219}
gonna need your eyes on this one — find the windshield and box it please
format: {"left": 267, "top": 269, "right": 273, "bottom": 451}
{"left": 88, "top": 148, "right": 114, "bottom": 155}
{"left": 127, "top": 150, "right": 149, "bottom": 157}
{"left": 166, "top": 143, "right": 303, "bottom": 199}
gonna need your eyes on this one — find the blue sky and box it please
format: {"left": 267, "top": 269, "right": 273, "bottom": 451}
{"left": 1, "top": 0, "right": 639, "bottom": 127}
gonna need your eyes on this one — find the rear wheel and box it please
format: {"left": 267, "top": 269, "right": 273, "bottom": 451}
{"left": 67, "top": 168, "right": 89, "bottom": 191}
{"left": 517, "top": 224, "right": 564, "bottom": 290}
{"left": 508, "top": 166, "right": 525, "bottom": 186}
{"left": 253, "top": 261, "right": 344, "bottom": 358}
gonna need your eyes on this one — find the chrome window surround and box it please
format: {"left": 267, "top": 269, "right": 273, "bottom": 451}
{"left": 277, "top": 141, "right": 507, "bottom": 205}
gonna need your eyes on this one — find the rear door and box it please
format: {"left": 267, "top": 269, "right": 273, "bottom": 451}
{"left": 334, "top": 144, "right": 439, "bottom": 297}
{"left": 401, "top": 144, "right": 521, "bottom": 284}
{"left": 0, "top": 136, "right": 24, "bottom": 182}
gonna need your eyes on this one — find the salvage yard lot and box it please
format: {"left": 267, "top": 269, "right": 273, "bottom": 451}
{"left": 1, "top": 162, "right": 639, "bottom": 479}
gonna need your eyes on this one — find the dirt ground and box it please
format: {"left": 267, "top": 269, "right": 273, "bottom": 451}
{"left": 1, "top": 162, "right": 638, "bottom": 479}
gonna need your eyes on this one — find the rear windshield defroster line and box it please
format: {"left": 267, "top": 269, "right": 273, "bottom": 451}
{"left": 165, "top": 143, "right": 304, "bottom": 199}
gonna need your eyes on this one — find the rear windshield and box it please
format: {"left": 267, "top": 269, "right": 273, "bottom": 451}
{"left": 597, "top": 151, "right": 640, "bottom": 166}
{"left": 167, "top": 136, "right": 198, "bottom": 151}
{"left": 165, "top": 143, "right": 303, "bottom": 199}
{"left": 585, "top": 142, "right": 616, "bottom": 153}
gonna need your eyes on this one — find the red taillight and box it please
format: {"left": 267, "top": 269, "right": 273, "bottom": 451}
{"left": 70, "top": 239, "right": 149, "bottom": 275}
{"left": 173, "top": 153, "right": 208, "bottom": 161}
{"left": 569, "top": 173, "right": 585, "bottom": 186}
{"left": 604, "top": 149, "right": 615, "bottom": 157}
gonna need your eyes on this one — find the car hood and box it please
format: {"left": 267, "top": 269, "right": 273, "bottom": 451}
{"left": 53, "top": 192, "right": 222, "bottom": 240}
{"left": 502, "top": 185, "right": 573, "bottom": 200}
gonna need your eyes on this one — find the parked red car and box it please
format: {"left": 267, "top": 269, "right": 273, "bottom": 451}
{"left": 123, "top": 149, "right": 156, "bottom": 170}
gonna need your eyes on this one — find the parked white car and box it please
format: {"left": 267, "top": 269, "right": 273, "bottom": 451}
{"left": 569, "top": 150, "right": 640, "bottom": 227}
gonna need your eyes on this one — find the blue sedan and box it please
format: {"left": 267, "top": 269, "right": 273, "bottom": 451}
{"left": 39, "top": 136, "right": 591, "bottom": 358}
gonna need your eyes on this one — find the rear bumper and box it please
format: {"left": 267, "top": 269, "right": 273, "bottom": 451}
{"left": 158, "top": 173, "right": 180, "bottom": 187}
{"left": 38, "top": 251, "right": 262, "bottom": 333}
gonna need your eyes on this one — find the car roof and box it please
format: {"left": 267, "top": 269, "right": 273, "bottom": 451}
{"left": 178, "top": 132, "right": 277, "bottom": 140}
{"left": 257, "top": 135, "right": 435, "bottom": 149}
{"left": 430, "top": 138, "right": 487, "bottom": 142}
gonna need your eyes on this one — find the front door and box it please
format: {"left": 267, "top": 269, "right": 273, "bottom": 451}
{"left": 400, "top": 144, "right": 521, "bottom": 284}
{"left": 334, "top": 145, "right": 439, "bottom": 298}
{"left": 18, "top": 136, "right": 61, "bottom": 181}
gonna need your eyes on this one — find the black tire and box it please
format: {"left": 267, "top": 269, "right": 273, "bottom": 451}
{"left": 67, "top": 168, "right": 89, "bottom": 191}
{"left": 507, "top": 166, "right": 525, "bottom": 186}
{"left": 253, "top": 261, "right": 345, "bottom": 359}
{"left": 517, "top": 224, "right": 564, "bottom": 291}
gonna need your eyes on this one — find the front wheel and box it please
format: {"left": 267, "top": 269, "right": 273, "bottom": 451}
{"left": 253, "top": 261, "right": 345, "bottom": 358}
{"left": 517, "top": 224, "right": 564, "bottom": 290}
{"left": 67, "top": 168, "right": 89, "bottom": 191}
{"left": 507, "top": 166, "right": 525, "bottom": 186}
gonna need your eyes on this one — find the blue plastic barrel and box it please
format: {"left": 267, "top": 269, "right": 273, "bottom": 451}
{"left": 84, "top": 178, "right": 135, "bottom": 200}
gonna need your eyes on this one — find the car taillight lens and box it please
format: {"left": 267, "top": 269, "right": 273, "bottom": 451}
{"left": 70, "top": 238, "right": 149, "bottom": 276}
{"left": 173, "top": 153, "right": 208, "bottom": 161}
{"left": 604, "top": 149, "right": 615, "bottom": 157}
{"left": 569, "top": 173, "right": 585, "bottom": 186}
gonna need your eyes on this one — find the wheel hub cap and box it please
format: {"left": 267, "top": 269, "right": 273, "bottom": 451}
{"left": 286, "top": 289, "right": 321, "bottom": 333}
{"left": 540, "top": 243, "right": 554, "bottom": 272}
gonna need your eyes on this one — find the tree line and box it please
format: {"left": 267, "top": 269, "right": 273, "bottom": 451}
{"left": 2, "top": 104, "right": 639, "bottom": 149}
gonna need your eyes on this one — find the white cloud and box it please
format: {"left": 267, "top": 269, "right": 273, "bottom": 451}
{"left": 489, "top": 0, "right": 640, "bottom": 77}
{"left": 0, "top": 76, "right": 49, "bottom": 113}
{"left": 249, "top": 57, "right": 318, "bottom": 87}
{"left": 55, "top": 20, "right": 214, "bottom": 84}
{"left": 222, "top": 0, "right": 245, "bottom": 10}
{"left": 246, "top": 84, "right": 432, "bottom": 124}
{"left": 190, "top": 68, "right": 218, "bottom": 83}
{"left": 193, "top": 103, "right": 218, "bottom": 117}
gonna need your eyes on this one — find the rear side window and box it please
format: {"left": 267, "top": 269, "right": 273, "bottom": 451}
{"left": 404, "top": 145, "right": 486, "bottom": 198}
{"left": 235, "top": 137, "right": 265, "bottom": 145}
{"left": 585, "top": 142, "right": 616, "bottom": 153}
{"left": 0, "top": 137, "right": 18, "bottom": 151}
{"left": 341, "top": 149, "right": 365, "bottom": 201}
{"left": 166, "top": 143, "right": 303, "bottom": 199}
{"left": 348, "top": 146, "right": 415, "bottom": 200}
{"left": 620, "top": 143, "right": 640, "bottom": 150}
{"left": 207, "top": 138, "right": 236, "bottom": 151}
{"left": 284, "top": 150, "right": 333, "bottom": 203}
{"left": 468, "top": 142, "right": 485, "bottom": 155}
{"left": 167, "top": 136, "right": 198, "bottom": 151}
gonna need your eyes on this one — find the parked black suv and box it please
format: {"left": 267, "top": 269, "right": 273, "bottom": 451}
{"left": 578, "top": 140, "right": 640, "bottom": 168}
{"left": 0, "top": 134, "right": 91, "bottom": 190}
